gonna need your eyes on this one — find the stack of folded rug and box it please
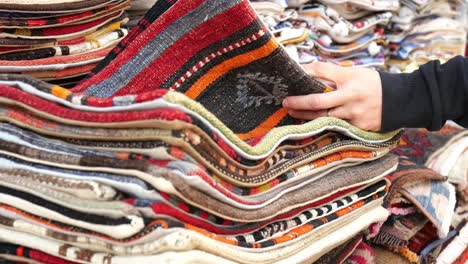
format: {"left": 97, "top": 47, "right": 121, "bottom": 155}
{"left": 0, "top": 0, "right": 130, "bottom": 87}
{"left": 0, "top": 0, "right": 404, "bottom": 263}
{"left": 250, "top": 0, "right": 397, "bottom": 68}
{"left": 250, "top": 0, "right": 467, "bottom": 71}
{"left": 385, "top": 0, "right": 467, "bottom": 72}
{"left": 368, "top": 125, "right": 467, "bottom": 264}
{"left": 312, "top": 125, "right": 467, "bottom": 264}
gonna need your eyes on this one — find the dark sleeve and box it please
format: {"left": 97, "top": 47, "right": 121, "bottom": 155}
{"left": 378, "top": 55, "right": 468, "bottom": 132}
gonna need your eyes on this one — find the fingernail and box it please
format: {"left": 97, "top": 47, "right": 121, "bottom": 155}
{"left": 282, "top": 99, "right": 288, "bottom": 108}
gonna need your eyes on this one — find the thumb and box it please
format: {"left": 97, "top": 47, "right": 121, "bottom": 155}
{"left": 303, "top": 62, "right": 351, "bottom": 83}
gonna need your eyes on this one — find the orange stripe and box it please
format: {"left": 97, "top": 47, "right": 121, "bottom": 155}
{"left": 185, "top": 38, "right": 279, "bottom": 99}
{"left": 236, "top": 108, "right": 288, "bottom": 140}
{"left": 51, "top": 85, "right": 71, "bottom": 99}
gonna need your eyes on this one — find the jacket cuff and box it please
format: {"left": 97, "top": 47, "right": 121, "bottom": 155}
{"left": 378, "top": 71, "right": 433, "bottom": 132}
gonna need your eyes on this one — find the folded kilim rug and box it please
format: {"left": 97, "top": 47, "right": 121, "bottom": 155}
{"left": 0, "top": 0, "right": 130, "bottom": 84}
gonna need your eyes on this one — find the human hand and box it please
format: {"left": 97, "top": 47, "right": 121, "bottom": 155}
{"left": 282, "top": 62, "right": 383, "bottom": 131}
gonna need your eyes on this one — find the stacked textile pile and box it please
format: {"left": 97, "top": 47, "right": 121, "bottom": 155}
{"left": 251, "top": 0, "right": 467, "bottom": 71}
{"left": 0, "top": 0, "right": 130, "bottom": 87}
{"left": 0, "top": 0, "right": 404, "bottom": 263}
{"left": 385, "top": 0, "right": 467, "bottom": 72}
{"left": 369, "top": 125, "right": 468, "bottom": 263}
{"left": 250, "top": 0, "right": 397, "bottom": 68}
{"left": 309, "top": 125, "right": 467, "bottom": 264}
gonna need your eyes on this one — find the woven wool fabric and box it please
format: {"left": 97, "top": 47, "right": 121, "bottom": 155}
{"left": 0, "top": 47, "right": 113, "bottom": 67}
{"left": 393, "top": 126, "right": 467, "bottom": 166}
{"left": 0, "top": 226, "right": 232, "bottom": 264}
{"left": 0, "top": 156, "right": 157, "bottom": 199}
{"left": 0, "top": 188, "right": 386, "bottom": 254}
{"left": 0, "top": 0, "right": 124, "bottom": 13}
{"left": 0, "top": 12, "right": 127, "bottom": 40}
{"left": 400, "top": 180, "right": 456, "bottom": 238}
{"left": 0, "top": 120, "right": 394, "bottom": 193}
{"left": 1, "top": 116, "right": 394, "bottom": 192}
{"left": 24, "top": 63, "right": 99, "bottom": 80}
{"left": 212, "top": 181, "right": 386, "bottom": 239}
{"left": 48, "top": 75, "right": 87, "bottom": 88}
{"left": 132, "top": 183, "right": 367, "bottom": 234}
{"left": 0, "top": 189, "right": 362, "bottom": 247}
{"left": 148, "top": 156, "right": 396, "bottom": 222}
{"left": 0, "top": 95, "right": 399, "bottom": 169}
{"left": 453, "top": 247, "right": 468, "bottom": 264}
{"left": 0, "top": 200, "right": 384, "bottom": 260}
{"left": 276, "top": 206, "right": 390, "bottom": 264}
{"left": 0, "top": 141, "right": 393, "bottom": 224}
{"left": 314, "top": 33, "right": 380, "bottom": 55}
{"left": 345, "top": 241, "right": 376, "bottom": 264}
{"left": 425, "top": 132, "right": 468, "bottom": 180}
{"left": 0, "top": 183, "right": 145, "bottom": 239}
{"left": 0, "top": 8, "right": 127, "bottom": 32}
{"left": 0, "top": 29, "right": 127, "bottom": 61}
{"left": 0, "top": 0, "right": 412, "bottom": 261}
{"left": 0, "top": 169, "right": 118, "bottom": 201}
{"left": 407, "top": 222, "right": 439, "bottom": 254}
{"left": 83, "top": 0, "right": 178, "bottom": 80}
{"left": 373, "top": 213, "right": 428, "bottom": 249}
{"left": 0, "top": 204, "right": 175, "bottom": 249}
{"left": 0, "top": 0, "right": 130, "bottom": 29}
{"left": 0, "top": 115, "right": 395, "bottom": 188}
{"left": 0, "top": 254, "right": 44, "bottom": 264}
{"left": 438, "top": 150, "right": 467, "bottom": 188}
{"left": 383, "top": 156, "right": 447, "bottom": 208}
{"left": 69, "top": 0, "right": 329, "bottom": 137}
{"left": 0, "top": 172, "right": 137, "bottom": 218}
{"left": 0, "top": 132, "right": 389, "bottom": 205}
{"left": 298, "top": 5, "right": 392, "bottom": 43}
{"left": 0, "top": 78, "right": 400, "bottom": 158}
{"left": 417, "top": 230, "right": 458, "bottom": 264}
{"left": 315, "top": 235, "right": 363, "bottom": 264}
{"left": 0, "top": 243, "right": 77, "bottom": 264}
{"left": 0, "top": 142, "right": 396, "bottom": 221}
{"left": 148, "top": 155, "right": 382, "bottom": 208}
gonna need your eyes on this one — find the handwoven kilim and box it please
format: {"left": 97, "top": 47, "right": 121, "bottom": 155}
{"left": 42, "top": 0, "right": 333, "bottom": 137}
{"left": 130, "top": 180, "right": 385, "bottom": 234}
{"left": 0, "top": 117, "right": 396, "bottom": 187}
{"left": 0, "top": 13, "right": 127, "bottom": 40}
{"left": 0, "top": 29, "right": 126, "bottom": 61}
{"left": 0, "top": 182, "right": 386, "bottom": 253}
{"left": 0, "top": 169, "right": 118, "bottom": 201}
{"left": 0, "top": 1, "right": 130, "bottom": 28}
{"left": 0, "top": 0, "right": 125, "bottom": 13}
{"left": 0, "top": 243, "right": 77, "bottom": 264}
{"left": 0, "top": 78, "right": 400, "bottom": 157}
{"left": 0, "top": 200, "right": 384, "bottom": 262}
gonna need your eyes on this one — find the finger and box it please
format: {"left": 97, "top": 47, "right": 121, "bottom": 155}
{"left": 350, "top": 119, "right": 381, "bottom": 132}
{"left": 283, "top": 91, "right": 348, "bottom": 111}
{"left": 327, "top": 106, "right": 349, "bottom": 120}
{"left": 288, "top": 110, "right": 327, "bottom": 120}
{"left": 303, "top": 62, "right": 351, "bottom": 82}
{"left": 288, "top": 107, "right": 350, "bottom": 120}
